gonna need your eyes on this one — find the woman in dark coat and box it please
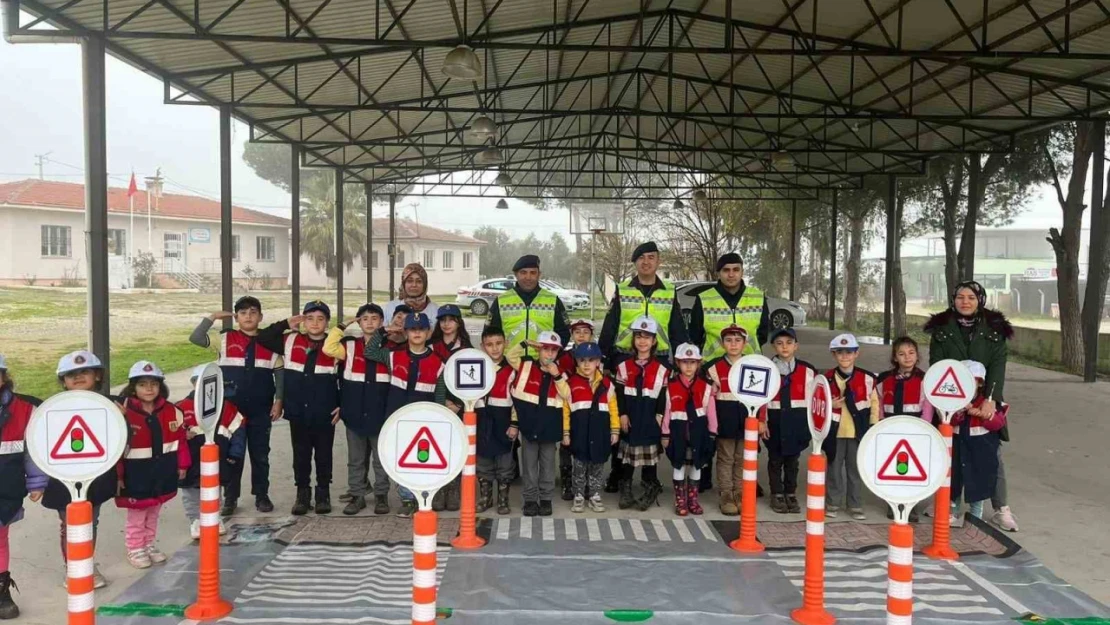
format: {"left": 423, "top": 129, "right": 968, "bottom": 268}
{"left": 923, "top": 281, "right": 1019, "bottom": 532}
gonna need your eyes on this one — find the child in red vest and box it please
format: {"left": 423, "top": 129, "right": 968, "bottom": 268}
{"left": 117, "top": 361, "right": 190, "bottom": 569}
{"left": 559, "top": 342, "right": 620, "bottom": 513}
{"left": 559, "top": 319, "right": 595, "bottom": 500}
{"left": 766, "top": 328, "right": 818, "bottom": 514}
{"left": 508, "top": 331, "right": 566, "bottom": 517}
{"left": 0, "top": 356, "right": 47, "bottom": 619}
{"left": 614, "top": 316, "right": 669, "bottom": 511}
{"left": 176, "top": 365, "right": 246, "bottom": 540}
{"left": 476, "top": 326, "right": 517, "bottom": 515}
{"left": 703, "top": 324, "right": 758, "bottom": 516}
{"left": 876, "top": 337, "right": 933, "bottom": 422}
{"left": 824, "top": 334, "right": 879, "bottom": 521}
{"left": 661, "top": 344, "right": 717, "bottom": 516}
{"left": 951, "top": 360, "right": 1008, "bottom": 522}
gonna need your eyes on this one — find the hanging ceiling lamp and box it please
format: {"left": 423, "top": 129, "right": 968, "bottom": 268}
{"left": 442, "top": 45, "right": 482, "bottom": 80}
{"left": 494, "top": 171, "right": 513, "bottom": 187}
{"left": 477, "top": 146, "right": 503, "bottom": 165}
{"left": 469, "top": 115, "right": 497, "bottom": 139}
{"left": 496, "top": 198, "right": 510, "bottom": 210}
{"left": 773, "top": 149, "right": 794, "bottom": 169}
{"left": 692, "top": 189, "right": 708, "bottom": 202}
{"left": 672, "top": 198, "right": 684, "bottom": 210}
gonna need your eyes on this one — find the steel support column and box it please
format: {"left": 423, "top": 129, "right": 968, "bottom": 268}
{"left": 82, "top": 35, "right": 110, "bottom": 390}
{"left": 291, "top": 145, "right": 301, "bottom": 315}
{"left": 789, "top": 199, "right": 797, "bottom": 301}
{"left": 884, "top": 176, "right": 897, "bottom": 345}
{"left": 829, "top": 190, "right": 837, "bottom": 331}
{"left": 1083, "top": 119, "right": 1106, "bottom": 383}
{"left": 219, "top": 105, "right": 233, "bottom": 329}
{"left": 364, "top": 183, "right": 373, "bottom": 299}
{"left": 335, "top": 170, "right": 344, "bottom": 320}
{"left": 389, "top": 193, "right": 397, "bottom": 299}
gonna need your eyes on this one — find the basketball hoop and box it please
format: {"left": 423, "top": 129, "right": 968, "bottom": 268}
{"left": 569, "top": 203, "right": 625, "bottom": 321}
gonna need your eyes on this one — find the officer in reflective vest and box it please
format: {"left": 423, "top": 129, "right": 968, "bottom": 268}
{"left": 599, "top": 241, "right": 688, "bottom": 363}
{"left": 688, "top": 253, "right": 770, "bottom": 362}
{"left": 487, "top": 254, "right": 570, "bottom": 359}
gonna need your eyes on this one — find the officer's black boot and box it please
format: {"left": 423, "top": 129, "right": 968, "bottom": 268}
{"left": 291, "top": 488, "right": 311, "bottom": 516}
{"left": 0, "top": 572, "right": 19, "bottom": 620}
{"left": 314, "top": 486, "right": 332, "bottom": 515}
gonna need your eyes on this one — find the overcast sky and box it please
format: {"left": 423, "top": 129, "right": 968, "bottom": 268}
{"left": 0, "top": 31, "right": 1091, "bottom": 260}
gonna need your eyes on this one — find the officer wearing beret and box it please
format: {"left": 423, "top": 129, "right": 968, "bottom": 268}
{"left": 487, "top": 254, "right": 570, "bottom": 359}
{"left": 688, "top": 253, "right": 770, "bottom": 361}
{"left": 599, "top": 241, "right": 688, "bottom": 363}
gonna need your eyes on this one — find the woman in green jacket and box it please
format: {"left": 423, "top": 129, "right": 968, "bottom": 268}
{"left": 924, "top": 280, "right": 1018, "bottom": 532}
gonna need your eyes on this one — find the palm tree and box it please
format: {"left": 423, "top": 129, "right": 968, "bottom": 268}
{"left": 298, "top": 171, "right": 367, "bottom": 280}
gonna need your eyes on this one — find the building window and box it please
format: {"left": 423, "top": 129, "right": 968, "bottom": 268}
{"left": 164, "top": 233, "right": 184, "bottom": 260}
{"left": 463, "top": 252, "right": 473, "bottom": 269}
{"left": 423, "top": 249, "right": 435, "bottom": 268}
{"left": 41, "top": 225, "right": 72, "bottom": 258}
{"left": 372, "top": 250, "right": 379, "bottom": 269}
{"left": 232, "top": 235, "right": 240, "bottom": 261}
{"left": 443, "top": 251, "right": 453, "bottom": 269}
{"left": 395, "top": 250, "right": 405, "bottom": 267}
{"left": 256, "top": 236, "right": 275, "bottom": 262}
{"left": 107, "top": 229, "right": 126, "bottom": 256}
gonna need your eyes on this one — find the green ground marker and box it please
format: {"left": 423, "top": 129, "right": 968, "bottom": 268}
{"left": 437, "top": 607, "right": 454, "bottom": 618}
{"left": 605, "top": 609, "right": 654, "bottom": 622}
{"left": 96, "top": 602, "right": 187, "bottom": 617}
{"left": 1017, "top": 616, "right": 1110, "bottom": 625}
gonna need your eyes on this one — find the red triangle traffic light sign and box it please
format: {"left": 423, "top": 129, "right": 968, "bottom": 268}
{"left": 877, "top": 438, "right": 927, "bottom": 482}
{"left": 398, "top": 426, "right": 449, "bottom": 470}
{"left": 929, "top": 366, "right": 968, "bottom": 400}
{"left": 49, "top": 414, "right": 106, "bottom": 460}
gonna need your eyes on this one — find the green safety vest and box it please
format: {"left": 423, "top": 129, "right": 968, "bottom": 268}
{"left": 698, "top": 285, "right": 764, "bottom": 361}
{"left": 614, "top": 278, "right": 676, "bottom": 353}
{"left": 497, "top": 289, "right": 559, "bottom": 358}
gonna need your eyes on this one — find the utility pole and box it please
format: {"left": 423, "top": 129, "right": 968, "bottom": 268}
{"left": 34, "top": 152, "right": 51, "bottom": 180}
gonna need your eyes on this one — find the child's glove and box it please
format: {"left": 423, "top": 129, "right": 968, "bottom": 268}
{"left": 562, "top": 434, "right": 571, "bottom": 447}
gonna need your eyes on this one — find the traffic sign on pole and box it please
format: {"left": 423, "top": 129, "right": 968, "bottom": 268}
{"left": 378, "top": 402, "right": 467, "bottom": 507}
{"left": 857, "top": 416, "right": 947, "bottom": 521}
{"left": 728, "top": 354, "right": 781, "bottom": 409}
{"left": 728, "top": 354, "right": 780, "bottom": 554}
{"left": 442, "top": 348, "right": 495, "bottom": 403}
{"left": 443, "top": 349, "right": 495, "bottom": 550}
{"left": 806, "top": 375, "right": 833, "bottom": 453}
{"left": 923, "top": 359, "right": 976, "bottom": 418}
{"left": 193, "top": 362, "right": 224, "bottom": 440}
{"left": 27, "top": 391, "right": 127, "bottom": 494}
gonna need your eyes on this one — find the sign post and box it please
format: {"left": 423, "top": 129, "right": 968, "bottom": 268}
{"left": 921, "top": 359, "right": 975, "bottom": 562}
{"left": 26, "top": 391, "right": 128, "bottom": 625}
{"left": 857, "top": 416, "right": 948, "bottom": 625}
{"left": 727, "top": 354, "right": 781, "bottom": 553}
{"left": 792, "top": 375, "right": 835, "bottom": 625}
{"left": 185, "top": 363, "right": 233, "bottom": 620}
{"left": 443, "top": 349, "right": 496, "bottom": 550}
{"left": 379, "top": 403, "right": 468, "bottom": 625}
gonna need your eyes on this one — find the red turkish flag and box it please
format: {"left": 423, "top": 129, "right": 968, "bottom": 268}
{"left": 127, "top": 172, "right": 138, "bottom": 198}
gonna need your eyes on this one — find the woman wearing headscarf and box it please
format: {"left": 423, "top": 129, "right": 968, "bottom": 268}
{"left": 383, "top": 263, "right": 439, "bottom": 323}
{"left": 923, "top": 280, "right": 1018, "bottom": 532}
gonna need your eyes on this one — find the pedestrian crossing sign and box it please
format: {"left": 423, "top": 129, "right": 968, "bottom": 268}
{"left": 876, "top": 437, "right": 928, "bottom": 482}
{"left": 398, "top": 425, "right": 449, "bottom": 470}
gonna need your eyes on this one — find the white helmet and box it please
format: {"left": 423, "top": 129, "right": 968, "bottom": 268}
{"left": 128, "top": 360, "right": 165, "bottom": 380}
{"left": 673, "top": 343, "right": 703, "bottom": 361}
{"left": 56, "top": 350, "right": 104, "bottom": 376}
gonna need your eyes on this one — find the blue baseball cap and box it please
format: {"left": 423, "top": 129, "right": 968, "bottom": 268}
{"left": 437, "top": 304, "right": 462, "bottom": 319}
{"left": 303, "top": 299, "right": 331, "bottom": 319}
{"left": 769, "top": 327, "right": 797, "bottom": 342}
{"left": 573, "top": 342, "right": 603, "bottom": 360}
{"left": 404, "top": 312, "right": 431, "bottom": 330}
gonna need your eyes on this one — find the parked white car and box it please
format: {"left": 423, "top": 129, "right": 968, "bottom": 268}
{"left": 455, "top": 278, "right": 590, "bottom": 316}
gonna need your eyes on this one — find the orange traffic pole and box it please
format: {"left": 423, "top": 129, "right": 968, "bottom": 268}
{"left": 887, "top": 522, "right": 915, "bottom": 625}
{"left": 185, "top": 443, "right": 233, "bottom": 620}
{"left": 451, "top": 409, "right": 485, "bottom": 549}
{"left": 412, "top": 509, "right": 439, "bottom": 625}
{"left": 922, "top": 421, "right": 958, "bottom": 561}
{"left": 66, "top": 499, "right": 95, "bottom": 625}
{"left": 791, "top": 452, "right": 835, "bottom": 625}
{"left": 730, "top": 414, "right": 764, "bottom": 553}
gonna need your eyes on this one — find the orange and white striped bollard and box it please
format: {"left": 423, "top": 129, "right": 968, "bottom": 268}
{"left": 791, "top": 452, "right": 835, "bottom": 625}
{"left": 922, "top": 421, "right": 958, "bottom": 561}
{"left": 451, "top": 409, "right": 484, "bottom": 549}
{"left": 730, "top": 414, "right": 764, "bottom": 553}
{"left": 66, "top": 500, "right": 95, "bottom": 625}
{"left": 412, "top": 509, "right": 439, "bottom": 625}
{"left": 886, "top": 522, "right": 915, "bottom": 625}
{"left": 185, "top": 443, "right": 233, "bottom": 620}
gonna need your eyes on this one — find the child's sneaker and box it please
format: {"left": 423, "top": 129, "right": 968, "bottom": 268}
{"left": 771, "top": 494, "right": 788, "bottom": 513}
{"left": 785, "top": 495, "right": 801, "bottom": 514}
{"left": 146, "top": 546, "right": 168, "bottom": 564}
{"left": 522, "top": 501, "right": 539, "bottom": 517}
{"left": 190, "top": 519, "right": 201, "bottom": 540}
{"left": 571, "top": 495, "right": 586, "bottom": 513}
{"left": 127, "top": 549, "right": 152, "bottom": 569}
{"left": 92, "top": 564, "right": 108, "bottom": 589}
{"left": 849, "top": 508, "right": 866, "bottom": 521}
{"left": 219, "top": 519, "right": 228, "bottom": 536}
{"left": 588, "top": 495, "right": 606, "bottom": 513}
{"left": 992, "top": 506, "right": 1019, "bottom": 532}
{"left": 397, "top": 500, "right": 417, "bottom": 518}
{"left": 825, "top": 505, "right": 839, "bottom": 518}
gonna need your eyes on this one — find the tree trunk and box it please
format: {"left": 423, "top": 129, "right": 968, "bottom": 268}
{"left": 1082, "top": 126, "right": 1109, "bottom": 376}
{"left": 939, "top": 158, "right": 964, "bottom": 301}
{"left": 893, "top": 196, "right": 907, "bottom": 338}
{"left": 958, "top": 154, "right": 982, "bottom": 281}
{"left": 843, "top": 211, "right": 865, "bottom": 330}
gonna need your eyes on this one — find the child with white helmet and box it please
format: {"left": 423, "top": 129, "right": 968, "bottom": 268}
{"left": 661, "top": 344, "right": 718, "bottom": 516}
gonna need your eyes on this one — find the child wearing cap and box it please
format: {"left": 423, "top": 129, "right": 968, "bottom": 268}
{"left": 951, "top": 360, "right": 1008, "bottom": 522}
{"left": 325, "top": 303, "right": 394, "bottom": 516}
{"left": 256, "top": 301, "right": 342, "bottom": 517}
{"left": 765, "top": 328, "right": 819, "bottom": 515}
{"left": 824, "top": 333, "right": 880, "bottom": 521}
{"left": 475, "top": 326, "right": 518, "bottom": 515}
{"left": 703, "top": 325, "right": 760, "bottom": 516}
{"left": 431, "top": 304, "right": 473, "bottom": 362}
{"left": 364, "top": 311, "right": 449, "bottom": 517}
{"left": 42, "top": 350, "right": 117, "bottom": 588}
{"left": 661, "top": 344, "right": 718, "bottom": 516}
{"left": 559, "top": 319, "right": 595, "bottom": 501}
{"left": 507, "top": 331, "right": 566, "bottom": 517}
{"left": 117, "top": 361, "right": 191, "bottom": 569}
{"left": 190, "top": 296, "right": 283, "bottom": 515}
{"left": 176, "top": 365, "right": 246, "bottom": 539}
{"left": 0, "top": 355, "right": 48, "bottom": 618}
{"left": 613, "top": 316, "right": 669, "bottom": 511}
{"left": 558, "top": 342, "right": 620, "bottom": 513}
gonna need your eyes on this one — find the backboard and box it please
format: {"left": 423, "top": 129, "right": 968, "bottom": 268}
{"left": 569, "top": 202, "right": 625, "bottom": 235}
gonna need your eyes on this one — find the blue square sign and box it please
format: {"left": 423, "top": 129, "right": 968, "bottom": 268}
{"left": 737, "top": 364, "right": 771, "bottom": 399}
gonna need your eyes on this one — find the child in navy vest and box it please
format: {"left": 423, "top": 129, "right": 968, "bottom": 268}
{"left": 0, "top": 357, "right": 47, "bottom": 619}
{"left": 766, "top": 328, "right": 817, "bottom": 515}
{"left": 951, "top": 360, "right": 1008, "bottom": 522}
{"left": 614, "top": 316, "right": 669, "bottom": 511}
{"left": 475, "top": 326, "right": 517, "bottom": 515}
{"left": 559, "top": 342, "right": 619, "bottom": 514}
{"left": 507, "top": 331, "right": 566, "bottom": 517}
{"left": 559, "top": 319, "right": 596, "bottom": 501}
{"left": 662, "top": 344, "right": 718, "bottom": 516}
{"left": 824, "top": 334, "right": 879, "bottom": 521}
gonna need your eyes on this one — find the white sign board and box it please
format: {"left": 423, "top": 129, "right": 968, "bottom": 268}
{"left": 923, "top": 359, "right": 976, "bottom": 418}
{"left": 193, "top": 362, "right": 224, "bottom": 439}
{"left": 378, "top": 402, "right": 467, "bottom": 509}
{"left": 26, "top": 391, "right": 128, "bottom": 498}
{"left": 806, "top": 374, "right": 833, "bottom": 450}
{"left": 728, "top": 354, "right": 781, "bottom": 410}
{"left": 442, "top": 348, "right": 495, "bottom": 404}
{"left": 857, "top": 416, "right": 948, "bottom": 523}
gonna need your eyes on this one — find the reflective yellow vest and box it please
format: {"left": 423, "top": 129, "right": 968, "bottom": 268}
{"left": 698, "top": 285, "right": 764, "bottom": 361}
{"left": 497, "top": 289, "right": 558, "bottom": 358}
{"left": 614, "top": 278, "right": 676, "bottom": 353}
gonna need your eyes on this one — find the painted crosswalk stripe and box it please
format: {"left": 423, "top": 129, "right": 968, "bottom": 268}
{"left": 496, "top": 518, "right": 510, "bottom": 541}
{"left": 792, "top": 580, "right": 972, "bottom": 592}
{"left": 827, "top": 603, "right": 1003, "bottom": 615}
{"left": 564, "top": 519, "right": 578, "bottom": 541}
{"left": 629, "top": 519, "right": 648, "bottom": 542}
{"left": 585, "top": 518, "right": 601, "bottom": 542}
{"left": 672, "top": 519, "right": 695, "bottom": 543}
{"left": 519, "top": 517, "right": 532, "bottom": 539}
{"left": 607, "top": 518, "right": 625, "bottom": 541}
{"left": 542, "top": 517, "right": 555, "bottom": 541}
{"left": 694, "top": 518, "right": 718, "bottom": 542}
{"left": 650, "top": 519, "right": 671, "bottom": 542}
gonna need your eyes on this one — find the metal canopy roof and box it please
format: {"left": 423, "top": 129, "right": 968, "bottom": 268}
{"left": 10, "top": 0, "right": 1110, "bottom": 199}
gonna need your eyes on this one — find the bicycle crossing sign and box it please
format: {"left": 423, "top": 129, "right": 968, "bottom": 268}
{"left": 924, "top": 359, "right": 976, "bottom": 416}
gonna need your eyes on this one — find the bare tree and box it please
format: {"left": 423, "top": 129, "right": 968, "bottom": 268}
{"left": 653, "top": 196, "right": 739, "bottom": 277}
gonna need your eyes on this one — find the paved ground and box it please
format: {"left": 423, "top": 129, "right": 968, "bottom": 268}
{"left": 7, "top": 321, "right": 1109, "bottom": 624}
